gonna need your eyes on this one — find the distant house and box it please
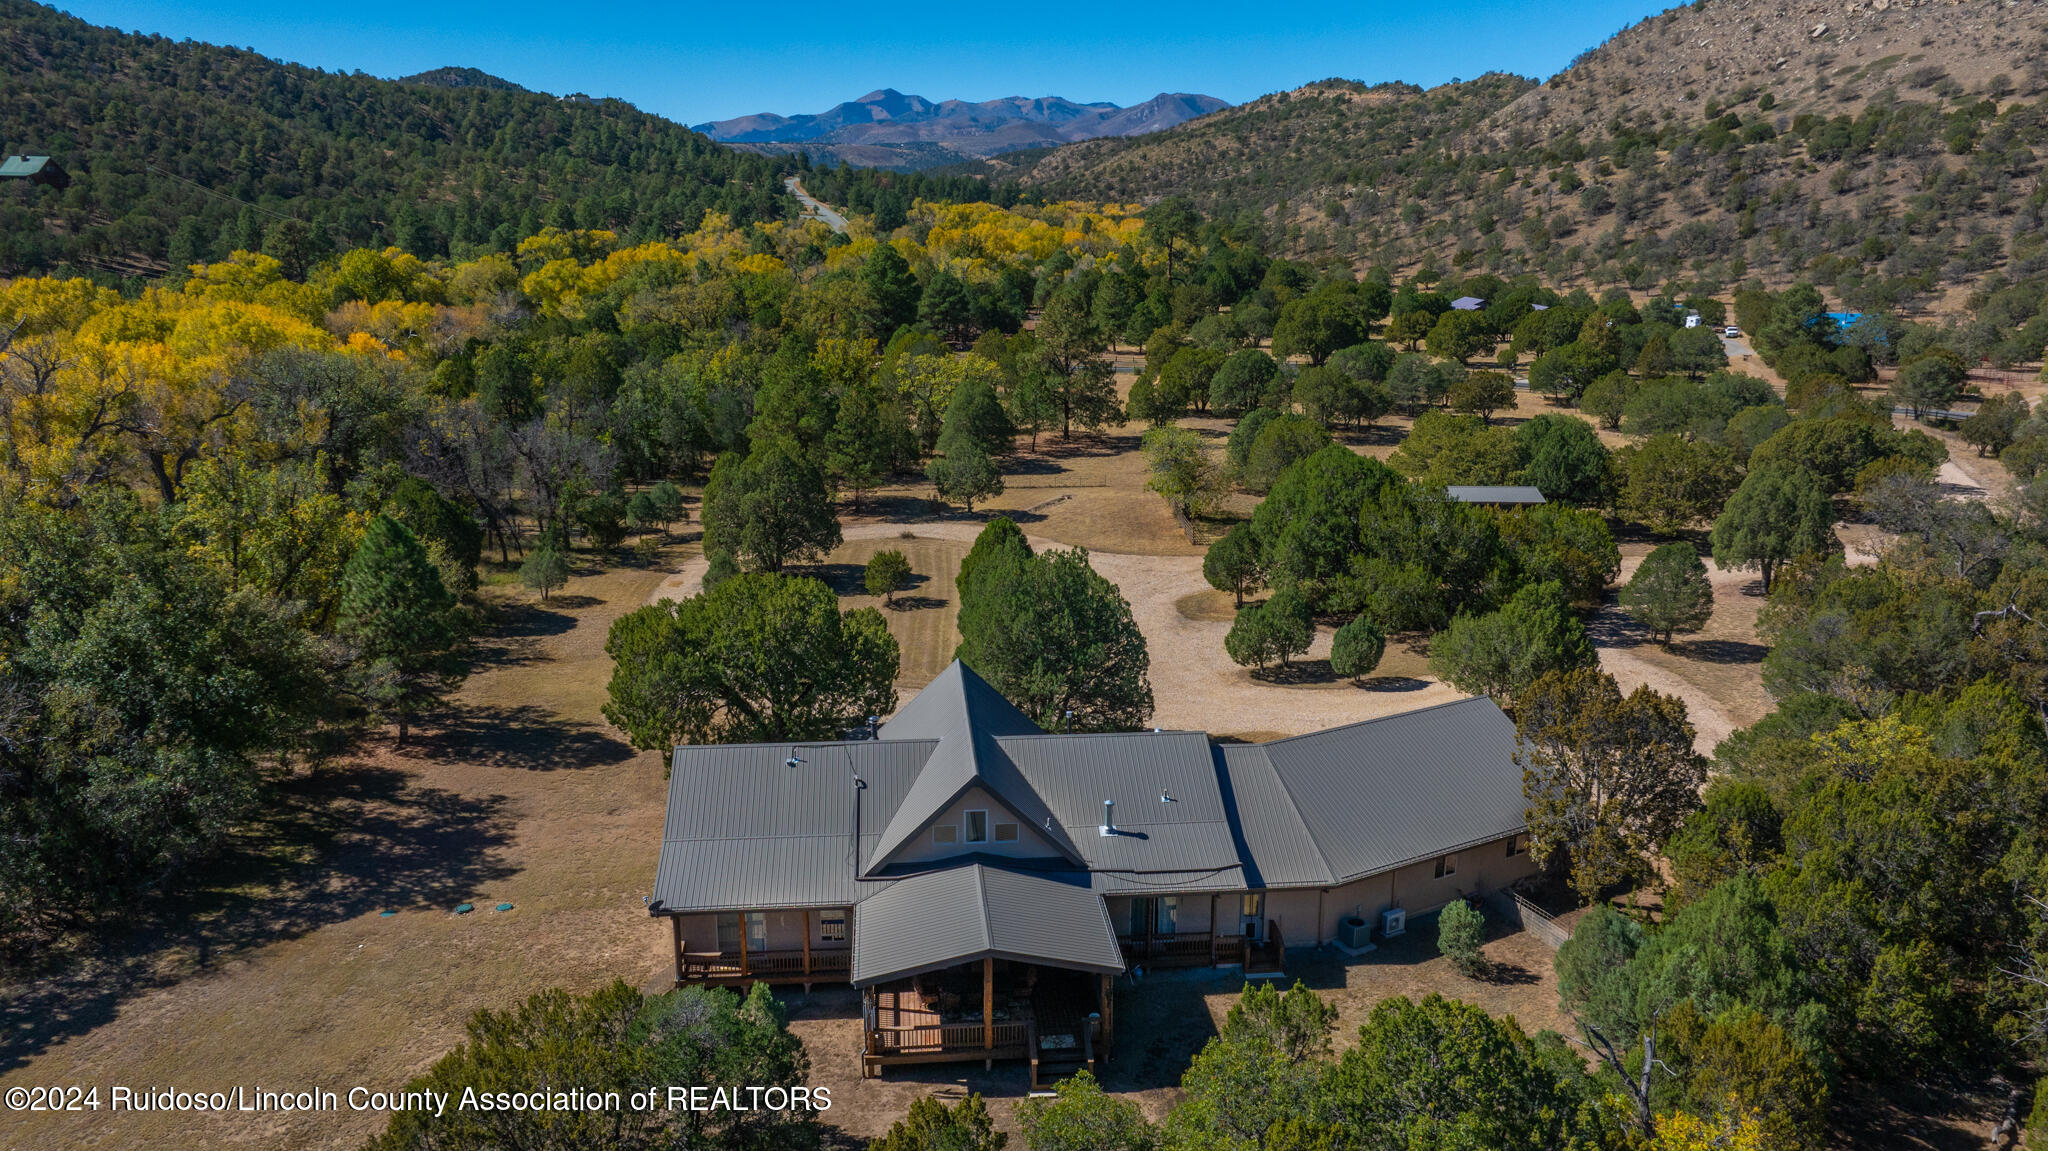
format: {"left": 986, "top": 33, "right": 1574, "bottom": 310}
{"left": 1450, "top": 296, "right": 1485, "bottom": 311}
{"left": 1445, "top": 485, "right": 1547, "bottom": 507}
{"left": 649, "top": 661, "right": 1535, "bottom": 1081}
{"left": 1684, "top": 311, "right": 1702, "bottom": 329}
{"left": 0, "top": 155, "right": 69, "bottom": 190}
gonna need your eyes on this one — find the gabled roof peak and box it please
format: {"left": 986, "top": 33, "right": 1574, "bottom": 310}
{"left": 877, "top": 660, "right": 1042, "bottom": 742}
{"left": 863, "top": 662, "right": 1076, "bottom": 874}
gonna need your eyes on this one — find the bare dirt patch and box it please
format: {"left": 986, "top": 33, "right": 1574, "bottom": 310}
{"left": 1592, "top": 543, "right": 1772, "bottom": 755}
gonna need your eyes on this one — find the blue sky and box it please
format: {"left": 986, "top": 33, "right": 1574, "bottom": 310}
{"left": 62, "top": 0, "right": 1673, "bottom": 123}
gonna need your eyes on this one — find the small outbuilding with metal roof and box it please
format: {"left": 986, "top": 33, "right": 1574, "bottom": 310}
{"left": 1445, "top": 484, "right": 1547, "bottom": 507}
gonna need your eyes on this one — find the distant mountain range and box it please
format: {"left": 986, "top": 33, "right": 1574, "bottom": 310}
{"left": 693, "top": 88, "right": 1229, "bottom": 170}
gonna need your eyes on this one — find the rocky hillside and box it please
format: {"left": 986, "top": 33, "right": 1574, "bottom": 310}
{"left": 1017, "top": 0, "right": 2048, "bottom": 311}
{"left": 699, "top": 88, "right": 1229, "bottom": 170}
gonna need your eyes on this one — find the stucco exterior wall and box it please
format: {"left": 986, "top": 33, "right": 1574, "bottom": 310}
{"left": 886, "top": 785, "right": 1065, "bottom": 866}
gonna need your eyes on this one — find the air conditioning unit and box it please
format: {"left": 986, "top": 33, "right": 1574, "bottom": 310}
{"left": 1380, "top": 907, "right": 1407, "bottom": 939}
{"left": 1337, "top": 917, "right": 1374, "bottom": 954}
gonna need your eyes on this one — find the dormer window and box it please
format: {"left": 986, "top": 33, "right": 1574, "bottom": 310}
{"left": 964, "top": 810, "right": 989, "bottom": 844}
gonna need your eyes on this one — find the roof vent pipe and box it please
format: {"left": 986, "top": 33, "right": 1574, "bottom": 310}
{"left": 1099, "top": 799, "right": 1116, "bottom": 837}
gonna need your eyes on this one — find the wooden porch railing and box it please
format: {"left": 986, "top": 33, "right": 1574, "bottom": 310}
{"left": 1118, "top": 931, "right": 1254, "bottom": 966}
{"left": 867, "top": 1019, "right": 1032, "bottom": 1057}
{"left": 676, "top": 942, "right": 851, "bottom": 984}
{"left": 1118, "top": 932, "right": 1220, "bottom": 966}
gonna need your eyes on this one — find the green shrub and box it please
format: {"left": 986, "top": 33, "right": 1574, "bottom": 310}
{"left": 865, "top": 549, "right": 913, "bottom": 604}
{"left": 1437, "top": 898, "right": 1487, "bottom": 976}
{"left": 1330, "top": 615, "right": 1386, "bottom": 680}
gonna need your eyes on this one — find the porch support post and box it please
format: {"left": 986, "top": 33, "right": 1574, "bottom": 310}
{"left": 671, "top": 914, "right": 684, "bottom": 985}
{"left": 984, "top": 958, "right": 995, "bottom": 1068}
{"left": 1209, "top": 894, "right": 1219, "bottom": 965}
{"left": 1316, "top": 888, "right": 1326, "bottom": 946}
{"left": 802, "top": 909, "right": 813, "bottom": 986}
{"left": 1100, "top": 973, "right": 1115, "bottom": 1059}
{"left": 737, "top": 911, "right": 750, "bottom": 976}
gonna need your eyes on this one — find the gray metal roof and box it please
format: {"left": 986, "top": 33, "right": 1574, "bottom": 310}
{"left": 651, "top": 739, "right": 932, "bottom": 913}
{"left": 1450, "top": 296, "right": 1486, "bottom": 310}
{"left": 850, "top": 864, "right": 1124, "bottom": 985}
{"left": 1217, "top": 744, "right": 1336, "bottom": 887}
{"left": 1245, "top": 696, "right": 1529, "bottom": 883}
{"left": 652, "top": 662, "right": 1528, "bottom": 922}
{"left": 1445, "top": 485, "right": 1547, "bottom": 505}
{"left": 997, "top": 731, "right": 1247, "bottom": 892}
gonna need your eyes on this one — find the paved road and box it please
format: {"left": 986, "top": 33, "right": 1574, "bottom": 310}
{"left": 785, "top": 176, "right": 847, "bottom": 233}
{"left": 1719, "top": 332, "right": 1756, "bottom": 359}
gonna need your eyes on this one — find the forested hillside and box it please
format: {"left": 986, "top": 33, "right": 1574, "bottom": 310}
{"left": 1019, "top": 0, "right": 2048, "bottom": 311}
{"left": 0, "top": 0, "right": 788, "bottom": 278}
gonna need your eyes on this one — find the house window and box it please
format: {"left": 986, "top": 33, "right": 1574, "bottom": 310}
{"left": 933, "top": 824, "right": 959, "bottom": 845}
{"left": 820, "top": 910, "right": 847, "bottom": 942}
{"left": 1240, "top": 893, "right": 1263, "bottom": 919}
{"left": 1157, "top": 896, "right": 1180, "bottom": 935}
{"left": 1507, "top": 833, "right": 1529, "bottom": 858}
{"left": 964, "top": 809, "right": 989, "bottom": 844}
{"left": 717, "top": 912, "right": 766, "bottom": 953}
{"left": 994, "top": 822, "right": 1019, "bottom": 842}
{"left": 1129, "top": 898, "right": 1153, "bottom": 937}
{"left": 1433, "top": 854, "right": 1457, "bottom": 879}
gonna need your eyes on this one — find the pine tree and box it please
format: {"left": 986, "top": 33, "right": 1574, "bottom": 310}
{"left": 521, "top": 545, "right": 570, "bottom": 602}
{"left": 1621, "top": 543, "right": 1714, "bottom": 645}
{"left": 338, "top": 515, "right": 463, "bottom": 744}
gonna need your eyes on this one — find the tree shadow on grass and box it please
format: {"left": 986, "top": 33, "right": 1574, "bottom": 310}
{"left": 886, "top": 594, "right": 948, "bottom": 612}
{"left": 0, "top": 764, "right": 517, "bottom": 1074}
{"left": 1680, "top": 637, "right": 1768, "bottom": 664}
{"left": 1586, "top": 607, "right": 1656, "bottom": 649}
{"left": 402, "top": 703, "right": 636, "bottom": 772}
{"left": 1358, "top": 675, "right": 1431, "bottom": 692}
{"left": 1250, "top": 659, "right": 1338, "bottom": 685}
{"left": 1476, "top": 962, "right": 1541, "bottom": 986}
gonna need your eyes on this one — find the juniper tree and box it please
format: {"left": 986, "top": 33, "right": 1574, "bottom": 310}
{"left": 337, "top": 514, "right": 464, "bottom": 744}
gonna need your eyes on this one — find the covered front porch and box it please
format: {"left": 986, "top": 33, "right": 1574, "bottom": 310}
{"left": 861, "top": 962, "right": 1109, "bottom": 1088}
{"left": 851, "top": 864, "right": 1125, "bottom": 1086}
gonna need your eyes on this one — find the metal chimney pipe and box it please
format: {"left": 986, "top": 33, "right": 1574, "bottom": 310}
{"left": 1099, "top": 799, "right": 1115, "bottom": 836}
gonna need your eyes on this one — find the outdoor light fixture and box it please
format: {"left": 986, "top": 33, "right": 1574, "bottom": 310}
{"left": 785, "top": 754, "right": 805, "bottom": 768}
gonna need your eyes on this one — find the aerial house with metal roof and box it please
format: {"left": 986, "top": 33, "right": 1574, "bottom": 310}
{"left": 649, "top": 661, "right": 1536, "bottom": 1082}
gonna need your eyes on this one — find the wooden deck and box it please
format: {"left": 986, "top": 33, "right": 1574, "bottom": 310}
{"left": 862, "top": 988, "right": 1033, "bottom": 1075}
{"left": 1118, "top": 930, "right": 1247, "bottom": 968}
